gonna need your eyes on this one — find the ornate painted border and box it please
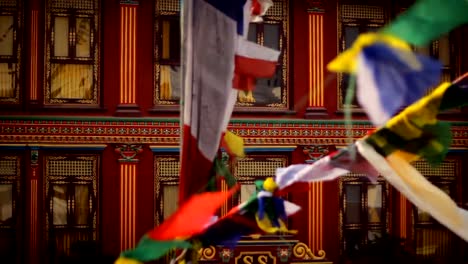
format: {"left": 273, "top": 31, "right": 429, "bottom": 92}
{"left": 0, "top": 116, "right": 467, "bottom": 147}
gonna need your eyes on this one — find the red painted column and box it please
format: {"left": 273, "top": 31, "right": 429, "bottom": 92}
{"left": 398, "top": 193, "right": 410, "bottom": 239}
{"left": 115, "top": 1, "right": 141, "bottom": 116}
{"left": 303, "top": 145, "right": 334, "bottom": 257}
{"left": 305, "top": 1, "right": 328, "bottom": 118}
{"left": 27, "top": 147, "right": 40, "bottom": 264}
{"left": 290, "top": 145, "right": 334, "bottom": 261}
{"left": 115, "top": 144, "right": 143, "bottom": 250}
{"left": 27, "top": 0, "right": 42, "bottom": 108}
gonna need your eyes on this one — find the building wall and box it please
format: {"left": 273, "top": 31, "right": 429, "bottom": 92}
{"left": 0, "top": 0, "right": 467, "bottom": 263}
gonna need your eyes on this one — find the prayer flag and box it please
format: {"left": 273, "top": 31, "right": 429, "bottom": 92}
{"left": 179, "top": 0, "right": 279, "bottom": 203}
{"left": 383, "top": 0, "right": 468, "bottom": 46}
{"left": 356, "top": 43, "right": 441, "bottom": 125}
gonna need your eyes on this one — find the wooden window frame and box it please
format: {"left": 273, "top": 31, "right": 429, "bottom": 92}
{"left": 44, "top": 0, "right": 101, "bottom": 106}
{"left": 154, "top": 154, "right": 180, "bottom": 226}
{"left": 411, "top": 158, "right": 462, "bottom": 260}
{"left": 0, "top": 0, "right": 23, "bottom": 105}
{"left": 339, "top": 174, "right": 389, "bottom": 259}
{"left": 0, "top": 154, "right": 22, "bottom": 264}
{"left": 152, "top": 0, "right": 290, "bottom": 113}
{"left": 337, "top": 3, "right": 388, "bottom": 112}
{"left": 153, "top": 152, "right": 291, "bottom": 231}
{"left": 44, "top": 153, "right": 100, "bottom": 262}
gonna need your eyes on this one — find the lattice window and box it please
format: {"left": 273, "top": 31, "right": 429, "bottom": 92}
{"left": 341, "top": 4, "right": 385, "bottom": 20}
{"left": 153, "top": 0, "right": 290, "bottom": 111}
{"left": 232, "top": 155, "right": 288, "bottom": 204}
{"left": 44, "top": 155, "right": 99, "bottom": 262}
{"left": 0, "top": 0, "right": 22, "bottom": 104}
{"left": 411, "top": 159, "right": 460, "bottom": 260}
{"left": 155, "top": 0, "right": 180, "bottom": 15}
{"left": 154, "top": 156, "right": 180, "bottom": 225}
{"left": 50, "top": 0, "right": 95, "bottom": 10}
{"left": 153, "top": 0, "right": 181, "bottom": 107}
{"left": 236, "top": 0, "right": 289, "bottom": 109}
{"left": 0, "top": 155, "right": 21, "bottom": 263}
{"left": 337, "top": 2, "right": 388, "bottom": 109}
{"left": 44, "top": 0, "right": 100, "bottom": 105}
{"left": 414, "top": 34, "right": 459, "bottom": 84}
{"left": 154, "top": 153, "right": 289, "bottom": 224}
{"left": 339, "top": 173, "right": 389, "bottom": 259}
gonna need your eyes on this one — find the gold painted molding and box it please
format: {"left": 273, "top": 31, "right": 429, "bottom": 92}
{"left": 199, "top": 246, "right": 216, "bottom": 260}
{"left": 293, "top": 242, "right": 326, "bottom": 260}
{"left": 235, "top": 251, "right": 276, "bottom": 264}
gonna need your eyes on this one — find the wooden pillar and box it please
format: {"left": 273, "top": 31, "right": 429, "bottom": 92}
{"left": 305, "top": 0, "right": 328, "bottom": 118}
{"left": 116, "top": 1, "right": 141, "bottom": 116}
{"left": 115, "top": 144, "right": 143, "bottom": 250}
{"left": 27, "top": 147, "right": 40, "bottom": 264}
{"left": 309, "top": 181, "right": 323, "bottom": 253}
{"left": 398, "top": 193, "right": 410, "bottom": 239}
{"left": 29, "top": 11, "right": 39, "bottom": 104}
{"left": 28, "top": 0, "right": 41, "bottom": 107}
{"left": 302, "top": 145, "right": 334, "bottom": 257}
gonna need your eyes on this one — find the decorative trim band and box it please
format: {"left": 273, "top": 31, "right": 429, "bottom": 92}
{"left": 1, "top": 118, "right": 467, "bottom": 147}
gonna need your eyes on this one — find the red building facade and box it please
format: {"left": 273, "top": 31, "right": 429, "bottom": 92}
{"left": 0, "top": 0, "right": 467, "bottom": 263}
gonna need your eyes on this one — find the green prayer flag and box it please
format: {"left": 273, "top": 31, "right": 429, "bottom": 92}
{"left": 366, "top": 122, "right": 452, "bottom": 165}
{"left": 120, "top": 235, "right": 192, "bottom": 262}
{"left": 383, "top": 0, "right": 468, "bottom": 46}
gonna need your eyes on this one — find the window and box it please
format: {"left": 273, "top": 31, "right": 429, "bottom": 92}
{"left": 236, "top": 1, "right": 289, "bottom": 109}
{"left": 399, "top": 0, "right": 461, "bottom": 84}
{"left": 44, "top": 154, "right": 99, "bottom": 263}
{"left": 411, "top": 159, "right": 461, "bottom": 260}
{"left": 153, "top": 0, "right": 290, "bottom": 111}
{"left": 0, "top": 0, "right": 22, "bottom": 104}
{"left": 232, "top": 154, "right": 288, "bottom": 204}
{"left": 340, "top": 173, "right": 389, "bottom": 259}
{"left": 0, "top": 155, "right": 21, "bottom": 263}
{"left": 44, "top": 0, "right": 100, "bottom": 105}
{"left": 337, "top": 3, "right": 388, "bottom": 109}
{"left": 338, "top": 1, "right": 464, "bottom": 111}
{"left": 153, "top": 0, "right": 181, "bottom": 107}
{"left": 154, "top": 153, "right": 289, "bottom": 225}
{"left": 154, "top": 155, "right": 180, "bottom": 225}
{"left": 415, "top": 34, "right": 458, "bottom": 84}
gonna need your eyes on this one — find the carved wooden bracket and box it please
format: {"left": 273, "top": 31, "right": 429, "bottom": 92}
{"left": 31, "top": 149, "right": 39, "bottom": 166}
{"left": 115, "top": 144, "right": 143, "bottom": 162}
{"left": 302, "top": 145, "right": 334, "bottom": 163}
{"left": 30, "top": 148, "right": 39, "bottom": 178}
{"left": 120, "top": 0, "right": 139, "bottom": 5}
{"left": 307, "top": 0, "right": 324, "bottom": 12}
{"left": 293, "top": 242, "right": 326, "bottom": 260}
